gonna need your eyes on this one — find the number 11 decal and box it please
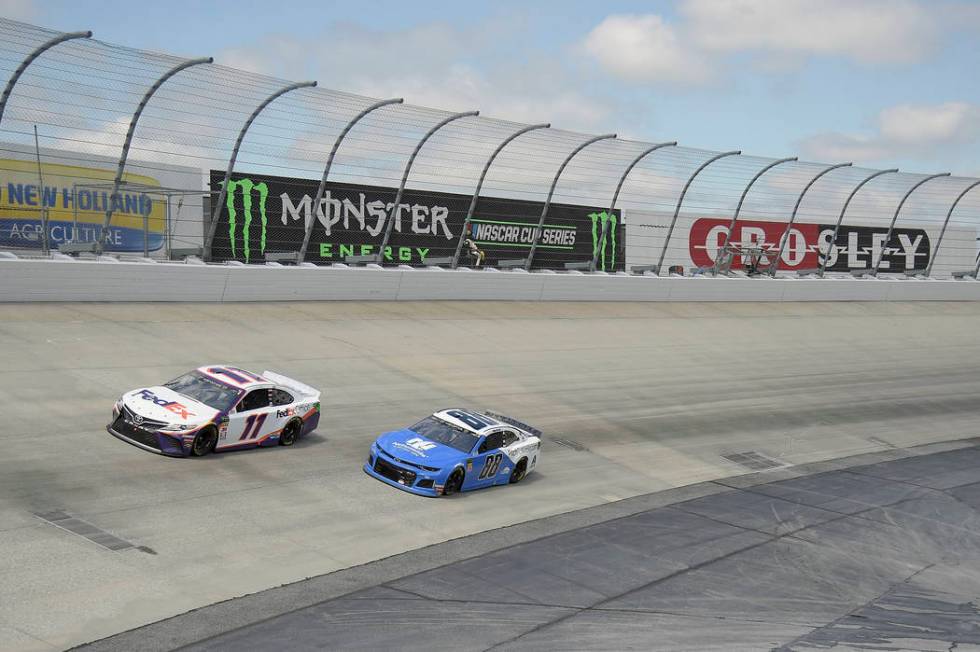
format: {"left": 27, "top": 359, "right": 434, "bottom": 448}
{"left": 239, "top": 413, "right": 268, "bottom": 440}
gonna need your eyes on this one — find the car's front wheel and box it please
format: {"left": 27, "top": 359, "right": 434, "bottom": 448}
{"left": 280, "top": 419, "right": 301, "bottom": 446}
{"left": 443, "top": 468, "right": 465, "bottom": 496}
{"left": 190, "top": 427, "right": 218, "bottom": 457}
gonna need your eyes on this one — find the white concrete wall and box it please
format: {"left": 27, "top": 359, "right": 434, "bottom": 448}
{"left": 3, "top": 258, "right": 980, "bottom": 302}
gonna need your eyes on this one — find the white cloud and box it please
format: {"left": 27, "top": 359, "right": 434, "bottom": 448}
{"left": 582, "top": 14, "right": 712, "bottom": 84}
{"left": 216, "top": 20, "right": 612, "bottom": 133}
{"left": 800, "top": 102, "right": 980, "bottom": 163}
{"left": 681, "top": 0, "right": 939, "bottom": 64}
{"left": 583, "top": 1, "right": 949, "bottom": 85}
{"left": 0, "top": 0, "right": 36, "bottom": 22}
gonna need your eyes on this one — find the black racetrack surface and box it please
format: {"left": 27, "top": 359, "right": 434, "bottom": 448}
{"left": 82, "top": 440, "right": 980, "bottom": 652}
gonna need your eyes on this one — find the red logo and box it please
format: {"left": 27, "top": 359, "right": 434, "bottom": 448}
{"left": 689, "top": 218, "right": 820, "bottom": 271}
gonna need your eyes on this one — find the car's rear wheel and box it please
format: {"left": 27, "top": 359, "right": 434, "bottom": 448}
{"left": 509, "top": 458, "right": 528, "bottom": 484}
{"left": 190, "top": 427, "right": 218, "bottom": 457}
{"left": 443, "top": 468, "right": 465, "bottom": 496}
{"left": 280, "top": 419, "right": 301, "bottom": 446}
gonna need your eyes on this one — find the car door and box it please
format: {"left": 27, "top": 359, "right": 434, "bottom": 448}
{"left": 468, "top": 430, "right": 507, "bottom": 489}
{"left": 221, "top": 387, "right": 274, "bottom": 448}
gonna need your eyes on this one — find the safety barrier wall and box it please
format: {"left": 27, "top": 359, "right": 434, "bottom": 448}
{"left": 3, "top": 258, "right": 980, "bottom": 303}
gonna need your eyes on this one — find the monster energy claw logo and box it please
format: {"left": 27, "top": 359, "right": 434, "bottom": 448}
{"left": 225, "top": 178, "right": 269, "bottom": 263}
{"left": 589, "top": 211, "right": 617, "bottom": 270}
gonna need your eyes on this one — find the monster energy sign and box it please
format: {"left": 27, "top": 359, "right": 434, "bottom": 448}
{"left": 589, "top": 211, "right": 617, "bottom": 270}
{"left": 225, "top": 178, "right": 268, "bottom": 263}
{"left": 209, "top": 170, "right": 625, "bottom": 270}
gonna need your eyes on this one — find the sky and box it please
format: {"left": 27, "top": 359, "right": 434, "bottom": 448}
{"left": 8, "top": 0, "right": 980, "bottom": 177}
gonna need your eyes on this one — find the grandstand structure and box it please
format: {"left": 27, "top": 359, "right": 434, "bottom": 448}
{"left": 1, "top": 16, "right": 979, "bottom": 277}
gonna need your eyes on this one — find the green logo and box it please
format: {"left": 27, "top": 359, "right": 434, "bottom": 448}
{"left": 225, "top": 178, "right": 268, "bottom": 263}
{"left": 589, "top": 211, "right": 617, "bottom": 270}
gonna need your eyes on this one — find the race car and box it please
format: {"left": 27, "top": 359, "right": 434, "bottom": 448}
{"left": 364, "top": 408, "right": 541, "bottom": 496}
{"left": 107, "top": 365, "right": 321, "bottom": 457}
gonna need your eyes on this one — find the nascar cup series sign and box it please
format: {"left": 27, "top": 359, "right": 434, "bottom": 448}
{"left": 208, "top": 170, "right": 624, "bottom": 270}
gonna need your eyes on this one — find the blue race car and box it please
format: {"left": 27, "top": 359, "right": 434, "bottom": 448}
{"left": 364, "top": 409, "right": 542, "bottom": 496}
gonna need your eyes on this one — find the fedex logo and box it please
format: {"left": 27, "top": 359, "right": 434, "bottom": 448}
{"left": 137, "top": 389, "right": 195, "bottom": 419}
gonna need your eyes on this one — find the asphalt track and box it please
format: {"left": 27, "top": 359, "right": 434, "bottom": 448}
{"left": 84, "top": 440, "right": 980, "bottom": 651}
{"left": 2, "top": 301, "right": 980, "bottom": 650}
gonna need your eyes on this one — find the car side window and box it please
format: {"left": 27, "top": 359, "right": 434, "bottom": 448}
{"left": 479, "top": 431, "right": 505, "bottom": 454}
{"left": 238, "top": 389, "right": 271, "bottom": 412}
{"left": 500, "top": 430, "right": 519, "bottom": 447}
{"left": 270, "top": 389, "right": 293, "bottom": 406}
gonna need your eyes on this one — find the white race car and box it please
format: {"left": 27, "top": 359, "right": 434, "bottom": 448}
{"left": 108, "top": 365, "right": 321, "bottom": 457}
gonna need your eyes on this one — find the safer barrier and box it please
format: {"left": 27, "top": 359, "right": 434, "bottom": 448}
{"left": 3, "top": 258, "right": 979, "bottom": 303}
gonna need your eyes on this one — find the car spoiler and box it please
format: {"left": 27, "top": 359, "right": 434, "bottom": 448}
{"left": 483, "top": 411, "right": 542, "bottom": 437}
{"left": 262, "top": 371, "right": 320, "bottom": 400}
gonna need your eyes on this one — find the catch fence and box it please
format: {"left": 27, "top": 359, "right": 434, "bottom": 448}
{"left": 1, "top": 17, "right": 978, "bottom": 278}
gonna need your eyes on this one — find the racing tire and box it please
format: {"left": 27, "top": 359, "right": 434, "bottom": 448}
{"left": 280, "top": 419, "right": 301, "bottom": 447}
{"left": 190, "top": 427, "right": 218, "bottom": 457}
{"left": 509, "top": 458, "right": 528, "bottom": 484}
{"left": 443, "top": 468, "right": 465, "bottom": 496}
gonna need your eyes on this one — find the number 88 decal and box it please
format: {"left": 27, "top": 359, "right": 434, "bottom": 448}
{"left": 479, "top": 453, "right": 503, "bottom": 480}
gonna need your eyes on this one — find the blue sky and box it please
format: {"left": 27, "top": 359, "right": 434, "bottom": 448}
{"left": 12, "top": 0, "right": 980, "bottom": 176}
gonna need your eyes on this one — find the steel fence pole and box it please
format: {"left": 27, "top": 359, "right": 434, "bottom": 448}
{"left": 818, "top": 168, "right": 899, "bottom": 277}
{"left": 98, "top": 57, "right": 212, "bottom": 251}
{"left": 0, "top": 30, "right": 92, "bottom": 129}
{"left": 929, "top": 180, "right": 980, "bottom": 277}
{"left": 524, "top": 133, "right": 616, "bottom": 271}
{"left": 297, "top": 97, "right": 404, "bottom": 263}
{"left": 204, "top": 80, "right": 317, "bottom": 262}
{"left": 373, "top": 110, "right": 479, "bottom": 264}
{"left": 592, "top": 141, "right": 677, "bottom": 272}
{"left": 768, "top": 162, "right": 852, "bottom": 276}
{"left": 655, "top": 150, "right": 740, "bottom": 275}
{"left": 712, "top": 156, "right": 796, "bottom": 273}
{"left": 452, "top": 123, "right": 550, "bottom": 269}
{"left": 871, "top": 172, "right": 949, "bottom": 276}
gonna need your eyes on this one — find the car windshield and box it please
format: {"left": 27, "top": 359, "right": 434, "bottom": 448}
{"left": 409, "top": 416, "right": 480, "bottom": 453}
{"left": 164, "top": 372, "right": 241, "bottom": 412}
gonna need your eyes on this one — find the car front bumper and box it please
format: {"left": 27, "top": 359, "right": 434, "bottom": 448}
{"left": 362, "top": 457, "right": 443, "bottom": 497}
{"left": 106, "top": 421, "right": 188, "bottom": 457}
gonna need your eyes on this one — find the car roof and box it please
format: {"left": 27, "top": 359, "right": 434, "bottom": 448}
{"left": 432, "top": 409, "right": 507, "bottom": 435}
{"left": 196, "top": 365, "right": 270, "bottom": 391}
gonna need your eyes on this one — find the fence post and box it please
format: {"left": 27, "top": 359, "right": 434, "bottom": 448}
{"left": 204, "top": 80, "right": 317, "bottom": 262}
{"left": 871, "top": 172, "right": 950, "bottom": 276}
{"left": 373, "top": 110, "right": 479, "bottom": 264}
{"left": 98, "top": 57, "right": 212, "bottom": 252}
{"left": 712, "top": 156, "right": 796, "bottom": 273}
{"left": 655, "top": 150, "right": 740, "bottom": 274}
{"left": 0, "top": 29, "right": 91, "bottom": 128}
{"left": 592, "top": 141, "right": 677, "bottom": 272}
{"left": 452, "top": 123, "right": 550, "bottom": 269}
{"left": 768, "top": 162, "right": 852, "bottom": 276}
{"left": 524, "top": 133, "right": 616, "bottom": 271}
{"left": 297, "top": 97, "right": 404, "bottom": 263}
{"left": 818, "top": 168, "right": 899, "bottom": 277}
{"left": 929, "top": 180, "right": 980, "bottom": 277}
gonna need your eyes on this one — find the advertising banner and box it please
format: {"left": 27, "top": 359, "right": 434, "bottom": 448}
{"left": 208, "top": 170, "right": 625, "bottom": 271}
{"left": 689, "top": 217, "right": 932, "bottom": 273}
{"left": 0, "top": 159, "right": 166, "bottom": 252}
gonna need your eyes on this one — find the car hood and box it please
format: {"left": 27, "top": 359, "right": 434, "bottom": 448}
{"left": 121, "top": 386, "right": 218, "bottom": 426}
{"left": 376, "top": 429, "right": 468, "bottom": 469}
